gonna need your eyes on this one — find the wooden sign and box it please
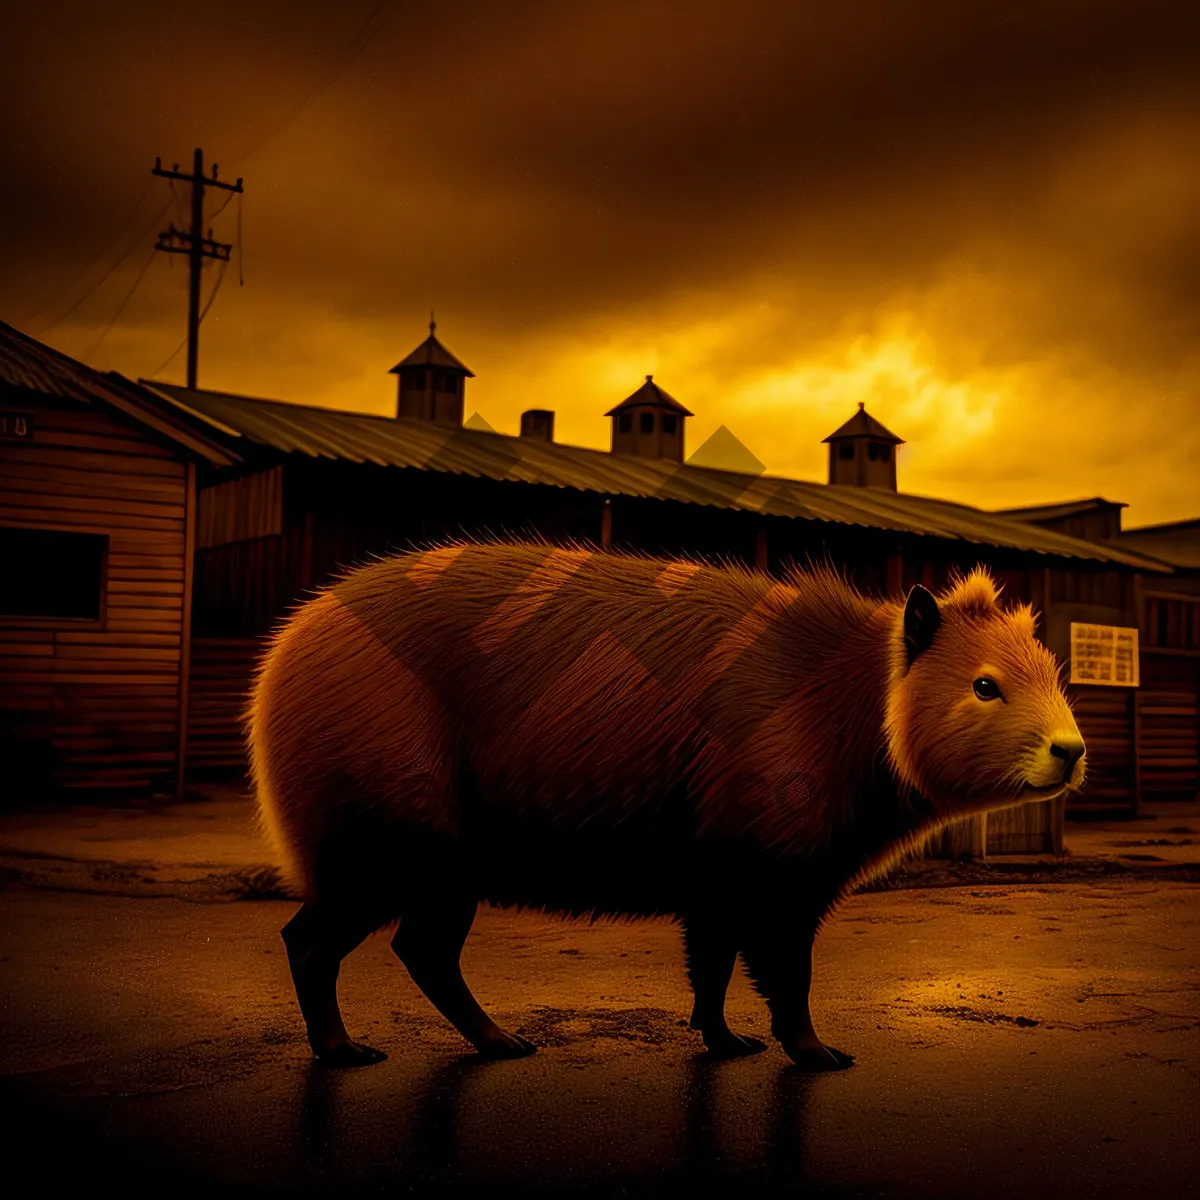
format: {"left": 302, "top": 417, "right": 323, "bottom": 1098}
{"left": 1069, "top": 622, "right": 1139, "bottom": 687}
{"left": 0, "top": 412, "right": 33, "bottom": 440}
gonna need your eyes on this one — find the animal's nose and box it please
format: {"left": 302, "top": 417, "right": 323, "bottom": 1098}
{"left": 1050, "top": 736, "right": 1085, "bottom": 780}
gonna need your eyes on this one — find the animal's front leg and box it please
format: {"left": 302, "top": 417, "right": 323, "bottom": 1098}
{"left": 740, "top": 921, "right": 854, "bottom": 1071}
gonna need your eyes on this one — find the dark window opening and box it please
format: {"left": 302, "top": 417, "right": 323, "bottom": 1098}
{"left": 640, "top": 412, "right": 655, "bottom": 434}
{"left": 437, "top": 372, "right": 459, "bottom": 392}
{"left": 618, "top": 413, "right": 632, "bottom": 434}
{"left": 0, "top": 526, "right": 107, "bottom": 620}
{"left": 405, "top": 368, "right": 426, "bottom": 391}
{"left": 879, "top": 443, "right": 892, "bottom": 462}
{"left": 867, "top": 442, "right": 880, "bottom": 461}
{"left": 1148, "top": 597, "right": 1200, "bottom": 650}
{"left": 661, "top": 414, "right": 678, "bottom": 435}
{"left": 838, "top": 441, "right": 855, "bottom": 460}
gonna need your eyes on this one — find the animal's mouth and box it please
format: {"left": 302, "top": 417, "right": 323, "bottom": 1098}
{"left": 1020, "top": 780, "right": 1071, "bottom": 797}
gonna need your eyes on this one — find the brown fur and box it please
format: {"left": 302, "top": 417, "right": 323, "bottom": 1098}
{"left": 886, "top": 569, "right": 1081, "bottom": 807}
{"left": 248, "top": 540, "right": 1084, "bottom": 1068}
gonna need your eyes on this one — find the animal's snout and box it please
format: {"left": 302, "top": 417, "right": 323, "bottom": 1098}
{"left": 1049, "top": 735, "right": 1085, "bottom": 782}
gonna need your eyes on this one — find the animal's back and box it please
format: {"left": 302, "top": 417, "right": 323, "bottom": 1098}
{"left": 250, "top": 540, "right": 802, "bottom": 904}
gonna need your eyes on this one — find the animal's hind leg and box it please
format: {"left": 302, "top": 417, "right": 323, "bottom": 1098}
{"left": 391, "top": 893, "right": 536, "bottom": 1060}
{"left": 683, "top": 914, "right": 766, "bottom": 1058}
{"left": 281, "top": 902, "right": 387, "bottom": 1068}
{"left": 739, "top": 920, "right": 854, "bottom": 1072}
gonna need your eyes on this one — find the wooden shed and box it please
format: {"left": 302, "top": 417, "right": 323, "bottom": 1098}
{"left": 1000, "top": 500, "right": 1200, "bottom": 807}
{"left": 1121, "top": 522, "right": 1200, "bottom": 802}
{"left": 135, "top": 371, "right": 1171, "bottom": 858}
{"left": 0, "top": 322, "right": 235, "bottom": 800}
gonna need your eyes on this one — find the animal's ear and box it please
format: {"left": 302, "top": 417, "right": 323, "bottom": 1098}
{"left": 903, "top": 585, "right": 941, "bottom": 666}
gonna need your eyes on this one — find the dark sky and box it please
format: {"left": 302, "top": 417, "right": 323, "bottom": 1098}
{"left": 2, "top": 1, "right": 1198, "bottom": 523}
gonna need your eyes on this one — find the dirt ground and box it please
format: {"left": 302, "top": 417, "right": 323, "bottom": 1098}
{"left": 1, "top": 789, "right": 1197, "bottom": 904}
{"left": 1, "top": 871, "right": 1197, "bottom": 1197}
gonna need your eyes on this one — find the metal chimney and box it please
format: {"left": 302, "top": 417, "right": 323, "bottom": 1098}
{"left": 520, "top": 409, "right": 555, "bottom": 442}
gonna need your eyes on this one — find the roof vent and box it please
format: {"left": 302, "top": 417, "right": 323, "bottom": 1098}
{"left": 821, "top": 404, "right": 903, "bottom": 491}
{"left": 388, "top": 320, "right": 474, "bottom": 425}
{"left": 605, "top": 376, "right": 692, "bottom": 462}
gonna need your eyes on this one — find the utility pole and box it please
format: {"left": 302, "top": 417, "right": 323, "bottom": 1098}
{"left": 152, "top": 148, "right": 243, "bottom": 390}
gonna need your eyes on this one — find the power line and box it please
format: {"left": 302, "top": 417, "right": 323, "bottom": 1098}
{"left": 200, "top": 258, "right": 229, "bottom": 323}
{"left": 27, "top": 5, "right": 392, "bottom": 345}
{"left": 147, "top": 335, "right": 188, "bottom": 381}
{"left": 232, "top": 1, "right": 396, "bottom": 166}
{"left": 36, "top": 156, "right": 206, "bottom": 338}
{"left": 21, "top": 178, "right": 155, "bottom": 327}
{"left": 31, "top": 194, "right": 174, "bottom": 334}
{"left": 206, "top": 188, "right": 238, "bottom": 224}
{"left": 81, "top": 243, "right": 160, "bottom": 361}
{"left": 146, "top": 258, "right": 229, "bottom": 381}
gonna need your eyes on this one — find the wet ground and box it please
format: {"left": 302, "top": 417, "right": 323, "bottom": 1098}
{"left": 1, "top": 877, "right": 1197, "bottom": 1197}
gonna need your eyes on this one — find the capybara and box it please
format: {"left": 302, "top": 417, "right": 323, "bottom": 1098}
{"left": 249, "top": 540, "right": 1085, "bottom": 1070}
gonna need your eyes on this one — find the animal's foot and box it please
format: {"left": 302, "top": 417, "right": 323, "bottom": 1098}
{"left": 780, "top": 1040, "right": 855, "bottom": 1072}
{"left": 473, "top": 1030, "right": 537, "bottom": 1060}
{"left": 314, "top": 1041, "right": 388, "bottom": 1069}
{"left": 701, "top": 1028, "right": 769, "bottom": 1059}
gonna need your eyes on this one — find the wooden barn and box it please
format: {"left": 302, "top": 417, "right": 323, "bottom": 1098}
{"left": 0, "top": 321, "right": 235, "bottom": 800}
{"left": 2, "top": 318, "right": 1183, "bottom": 853}
{"left": 999, "top": 499, "right": 1200, "bottom": 806}
{"left": 126, "top": 324, "right": 1173, "bottom": 855}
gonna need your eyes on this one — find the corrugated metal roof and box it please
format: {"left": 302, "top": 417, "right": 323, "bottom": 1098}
{"left": 0, "top": 320, "right": 236, "bottom": 465}
{"left": 1116, "top": 525, "right": 1200, "bottom": 570}
{"left": 140, "top": 380, "right": 1171, "bottom": 572}
{"left": 995, "top": 497, "right": 1128, "bottom": 521}
{"left": 1124, "top": 517, "right": 1200, "bottom": 534}
{"left": 1, "top": 318, "right": 133, "bottom": 406}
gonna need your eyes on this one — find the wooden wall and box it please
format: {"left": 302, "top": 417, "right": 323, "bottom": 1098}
{"left": 196, "top": 466, "right": 282, "bottom": 549}
{"left": 1137, "top": 587, "right": 1200, "bottom": 801}
{"left": 0, "top": 389, "right": 190, "bottom": 797}
{"left": 1137, "top": 673, "right": 1199, "bottom": 799}
{"left": 1067, "top": 687, "right": 1137, "bottom": 813}
{"left": 188, "top": 636, "right": 261, "bottom": 773}
{"left": 986, "top": 796, "right": 1064, "bottom": 855}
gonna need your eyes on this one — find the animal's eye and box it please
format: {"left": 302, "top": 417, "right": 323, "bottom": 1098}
{"left": 973, "top": 677, "right": 1003, "bottom": 702}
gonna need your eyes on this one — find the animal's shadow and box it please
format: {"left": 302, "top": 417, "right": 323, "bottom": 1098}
{"left": 297, "top": 1046, "right": 823, "bottom": 1193}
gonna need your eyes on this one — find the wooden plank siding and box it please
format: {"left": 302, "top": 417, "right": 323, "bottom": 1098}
{"left": 196, "top": 466, "right": 283, "bottom": 549}
{"left": 0, "top": 391, "right": 189, "bottom": 796}
{"left": 1066, "top": 687, "right": 1138, "bottom": 814}
{"left": 1137, "top": 653, "right": 1200, "bottom": 800}
{"left": 187, "top": 636, "right": 261, "bottom": 773}
{"left": 1136, "top": 591, "right": 1200, "bottom": 801}
{"left": 985, "top": 796, "right": 1064, "bottom": 855}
